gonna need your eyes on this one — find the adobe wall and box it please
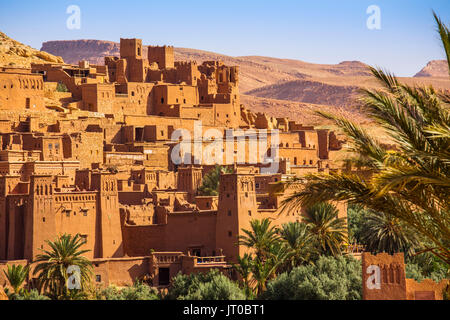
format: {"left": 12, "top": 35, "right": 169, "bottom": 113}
{"left": 195, "top": 196, "right": 218, "bottom": 210}
{"left": 0, "top": 72, "right": 45, "bottom": 111}
{"left": 82, "top": 82, "right": 156, "bottom": 116}
{"left": 165, "top": 212, "right": 217, "bottom": 255}
{"left": 26, "top": 161, "right": 80, "bottom": 184}
{"left": 3, "top": 195, "right": 27, "bottom": 260}
{"left": 279, "top": 148, "right": 317, "bottom": 167}
{"left": 92, "top": 256, "right": 151, "bottom": 287}
{"left": 53, "top": 192, "right": 98, "bottom": 260}
{"left": 121, "top": 211, "right": 217, "bottom": 257}
{"left": 63, "top": 131, "right": 104, "bottom": 169}
{"left": 122, "top": 224, "right": 166, "bottom": 256}
{"left": 405, "top": 278, "right": 449, "bottom": 300}
{"left": 120, "top": 205, "right": 155, "bottom": 225}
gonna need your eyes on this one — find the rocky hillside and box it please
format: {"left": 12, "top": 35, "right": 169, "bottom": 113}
{"left": 0, "top": 31, "right": 63, "bottom": 67}
{"left": 414, "top": 60, "right": 448, "bottom": 77}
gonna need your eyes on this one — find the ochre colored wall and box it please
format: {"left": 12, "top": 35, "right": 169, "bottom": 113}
{"left": 406, "top": 278, "right": 449, "bottom": 300}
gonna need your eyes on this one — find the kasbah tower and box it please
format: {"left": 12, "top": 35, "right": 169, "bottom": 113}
{"left": 0, "top": 37, "right": 347, "bottom": 287}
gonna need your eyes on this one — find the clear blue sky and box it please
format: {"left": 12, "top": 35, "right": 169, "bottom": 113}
{"left": 1, "top": 0, "right": 449, "bottom": 76}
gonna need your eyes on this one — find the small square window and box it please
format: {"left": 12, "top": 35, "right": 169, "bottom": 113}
{"left": 228, "top": 231, "right": 232, "bottom": 237}
{"left": 96, "top": 275, "right": 101, "bottom": 282}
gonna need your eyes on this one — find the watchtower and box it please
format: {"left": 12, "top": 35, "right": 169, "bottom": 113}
{"left": 91, "top": 171, "right": 124, "bottom": 258}
{"left": 216, "top": 172, "right": 256, "bottom": 262}
{"left": 148, "top": 45, "right": 174, "bottom": 69}
{"left": 177, "top": 165, "right": 203, "bottom": 202}
{"left": 26, "top": 175, "right": 55, "bottom": 260}
{"left": 120, "top": 38, "right": 143, "bottom": 59}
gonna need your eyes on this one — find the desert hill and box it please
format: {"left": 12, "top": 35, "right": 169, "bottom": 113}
{"left": 0, "top": 31, "right": 63, "bottom": 67}
{"left": 414, "top": 60, "right": 449, "bottom": 78}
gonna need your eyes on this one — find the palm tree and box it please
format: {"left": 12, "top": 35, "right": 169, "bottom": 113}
{"left": 197, "top": 165, "right": 233, "bottom": 196}
{"left": 303, "top": 203, "right": 347, "bottom": 257}
{"left": 360, "top": 211, "right": 420, "bottom": 258}
{"left": 267, "top": 241, "right": 291, "bottom": 273}
{"left": 277, "top": 222, "right": 317, "bottom": 269}
{"left": 3, "top": 264, "right": 29, "bottom": 295}
{"left": 283, "top": 13, "right": 450, "bottom": 264}
{"left": 33, "top": 233, "right": 93, "bottom": 299}
{"left": 233, "top": 253, "right": 253, "bottom": 298}
{"left": 238, "top": 218, "right": 280, "bottom": 261}
{"left": 235, "top": 247, "right": 289, "bottom": 297}
{"left": 434, "top": 11, "right": 450, "bottom": 77}
{"left": 248, "top": 257, "right": 280, "bottom": 297}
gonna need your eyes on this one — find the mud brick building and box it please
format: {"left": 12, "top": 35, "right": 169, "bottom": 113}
{"left": 0, "top": 38, "right": 346, "bottom": 287}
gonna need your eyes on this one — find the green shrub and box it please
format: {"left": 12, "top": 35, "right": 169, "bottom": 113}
{"left": 10, "top": 289, "right": 50, "bottom": 300}
{"left": 347, "top": 205, "right": 369, "bottom": 243}
{"left": 263, "top": 255, "right": 362, "bottom": 300}
{"left": 198, "top": 166, "right": 233, "bottom": 196}
{"left": 97, "top": 282, "right": 159, "bottom": 300}
{"left": 56, "top": 82, "right": 68, "bottom": 92}
{"left": 405, "top": 263, "right": 426, "bottom": 282}
{"left": 165, "top": 270, "right": 245, "bottom": 300}
{"left": 406, "top": 251, "right": 449, "bottom": 283}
